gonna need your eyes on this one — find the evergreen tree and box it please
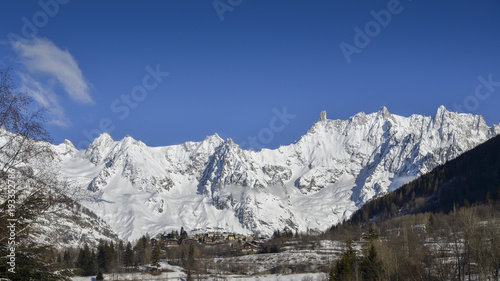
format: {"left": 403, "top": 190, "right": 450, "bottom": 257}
{"left": 169, "top": 230, "right": 180, "bottom": 240}
{"left": 96, "top": 270, "right": 104, "bottom": 281}
{"left": 152, "top": 246, "right": 161, "bottom": 270}
{"left": 144, "top": 234, "right": 152, "bottom": 264}
{"left": 428, "top": 213, "right": 435, "bottom": 227}
{"left": 106, "top": 242, "right": 115, "bottom": 271}
{"left": 180, "top": 227, "right": 188, "bottom": 242}
{"left": 330, "top": 240, "right": 357, "bottom": 281}
{"left": 77, "top": 244, "right": 96, "bottom": 276}
{"left": 89, "top": 250, "right": 97, "bottom": 276}
{"left": 134, "top": 234, "right": 152, "bottom": 265}
{"left": 360, "top": 243, "right": 384, "bottom": 281}
{"left": 63, "top": 249, "right": 72, "bottom": 268}
{"left": 124, "top": 242, "right": 134, "bottom": 268}
{"left": 76, "top": 247, "right": 85, "bottom": 269}
{"left": 97, "top": 242, "right": 105, "bottom": 271}
{"left": 97, "top": 241, "right": 114, "bottom": 272}
{"left": 188, "top": 244, "right": 195, "bottom": 269}
{"left": 116, "top": 240, "right": 124, "bottom": 268}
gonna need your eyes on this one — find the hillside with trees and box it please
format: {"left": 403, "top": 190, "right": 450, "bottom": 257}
{"left": 350, "top": 135, "right": 500, "bottom": 224}
{"left": 324, "top": 135, "right": 500, "bottom": 280}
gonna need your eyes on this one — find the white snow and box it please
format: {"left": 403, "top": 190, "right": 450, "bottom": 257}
{"left": 54, "top": 106, "right": 498, "bottom": 241}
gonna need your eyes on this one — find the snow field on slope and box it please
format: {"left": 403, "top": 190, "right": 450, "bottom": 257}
{"left": 58, "top": 107, "right": 498, "bottom": 241}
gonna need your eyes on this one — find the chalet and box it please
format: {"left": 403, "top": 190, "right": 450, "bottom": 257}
{"left": 241, "top": 241, "right": 260, "bottom": 254}
{"left": 165, "top": 239, "right": 179, "bottom": 247}
{"left": 151, "top": 238, "right": 159, "bottom": 247}
{"left": 202, "top": 236, "right": 214, "bottom": 243}
{"left": 180, "top": 238, "right": 199, "bottom": 246}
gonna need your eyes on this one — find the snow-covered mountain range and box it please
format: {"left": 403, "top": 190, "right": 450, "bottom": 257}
{"left": 56, "top": 106, "right": 500, "bottom": 241}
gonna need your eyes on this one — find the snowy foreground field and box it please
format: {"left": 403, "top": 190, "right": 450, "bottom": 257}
{"left": 70, "top": 258, "right": 329, "bottom": 280}
{"left": 70, "top": 240, "right": 339, "bottom": 281}
{"left": 70, "top": 260, "right": 327, "bottom": 281}
{"left": 71, "top": 272, "right": 327, "bottom": 281}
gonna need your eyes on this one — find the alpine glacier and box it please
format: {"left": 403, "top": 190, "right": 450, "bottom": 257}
{"left": 56, "top": 106, "right": 500, "bottom": 241}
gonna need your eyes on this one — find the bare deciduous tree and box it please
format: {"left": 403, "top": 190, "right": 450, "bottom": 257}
{"left": 0, "top": 67, "right": 73, "bottom": 246}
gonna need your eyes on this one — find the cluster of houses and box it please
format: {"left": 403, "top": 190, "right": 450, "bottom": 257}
{"left": 151, "top": 231, "right": 265, "bottom": 254}
{"left": 193, "top": 232, "right": 252, "bottom": 243}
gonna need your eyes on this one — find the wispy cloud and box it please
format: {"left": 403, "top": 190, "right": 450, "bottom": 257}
{"left": 10, "top": 37, "right": 92, "bottom": 127}
{"left": 12, "top": 37, "right": 93, "bottom": 104}
{"left": 18, "top": 72, "right": 71, "bottom": 127}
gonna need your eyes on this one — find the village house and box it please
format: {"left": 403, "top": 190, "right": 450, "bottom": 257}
{"left": 241, "top": 241, "right": 260, "bottom": 254}
{"left": 165, "top": 239, "right": 179, "bottom": 247}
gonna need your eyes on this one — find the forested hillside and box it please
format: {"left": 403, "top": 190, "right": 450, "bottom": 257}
{"left": 350, "top": 135, "right": 500, "bottom": 223}
{"left": 325, "top": 136, "right": 500, "bottom": 280}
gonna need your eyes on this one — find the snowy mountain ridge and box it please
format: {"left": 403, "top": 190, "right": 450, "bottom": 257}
{"left": 57, "top": 106, "right": 500, "bottom": 241}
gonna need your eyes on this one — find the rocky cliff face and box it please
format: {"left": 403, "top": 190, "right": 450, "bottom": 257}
{"left": 57, "top": 106, "right": 499, "bottom": 241}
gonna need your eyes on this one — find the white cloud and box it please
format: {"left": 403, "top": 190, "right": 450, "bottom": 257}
{"left": 19, "top": 72, "right": 71, "bottom": 127}
{"left": 12, "top": 37, "right": 93, "bottom": 104}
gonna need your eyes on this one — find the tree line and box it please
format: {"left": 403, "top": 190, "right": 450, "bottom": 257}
{"left": 327, "top": 202, "right": 500, "bottom": 281}
{"left": 350, "top": 135, "right": 500, "bottom": 224}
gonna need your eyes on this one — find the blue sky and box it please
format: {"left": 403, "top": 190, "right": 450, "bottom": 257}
{"left": 1, "top": 0, "right": 500, "bottom": 150}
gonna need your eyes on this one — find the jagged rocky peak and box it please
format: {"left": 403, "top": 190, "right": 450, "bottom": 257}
{"left": 118, "top": 134, "right": 143, "bottom": 148}
{"left": 345, "top": 111, "right": 369, "bottom": 128}
{"left": 54, "top": 139, "right": 78, "bottom": 156}
{"left": 63, "top": 139, "right": 74, "bottom": 146}
{"left": 306, "top": 111, "right": 330, "bottom": 135}
{"left": 121, "top": 134, "right": 137, "bottom": 143}
{"left": 435, "top": 105, "right": 448, "bottom": 115}
{"left": 85, "top": 133, "right": 116, "bottom": 163}
{"left": 432, "top": 105, "right": 452, "bottom": 123}
{"left": 199, "top": 137, "right": 258, "bottom": 196}
{"left": 377, "top": 106, "right": 391, "bottom": 118}
{"left": 89, "top": 132, "right": 114, "bottom": 148}
{"left": 375, "top": 106, "right": 401, "bottom": 129}
{"left": 215, "top": 137, "right": 243, "bottom": 153}
{"left": 214, "top": 138, "right": 246, "bottom": 160}
{"left": 54, "top": 106, "right": 500, "bottom": 241}
{"left": 204, "top": 133, "right": 224, "bottom": 143}
{"left": 224, "top": 137, "right": 238, "bottom": 147}
{"left": 188, "top": 133, "right": 224, "bottom": 153}
{"left": 60, "top": 139, "right": 76, "bottom": 150}
{"left": 353, "top": 111, "right": 366, "bottom": 118}
{"left": 317, "top": 110, "right": 327, "bottom": 123}
{"left": 493, "top": 123, "right": 500, "bottom": 135}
